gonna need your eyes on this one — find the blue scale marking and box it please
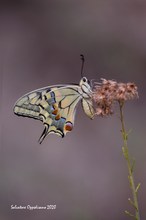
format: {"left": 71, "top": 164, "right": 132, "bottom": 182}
{"left": 51, "top": 117, "right": 66, "bottom": 131}
{"left": 44, "top": 91, "right": 56, "bottom": 113}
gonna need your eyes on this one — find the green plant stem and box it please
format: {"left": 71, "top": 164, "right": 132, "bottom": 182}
{"left": 119, "top": 101, "right": 140, "bottom": 220}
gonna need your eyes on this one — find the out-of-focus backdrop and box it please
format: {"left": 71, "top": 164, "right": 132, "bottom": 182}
{"left": 0, "top": 0, "right": 146, "bottom": 219}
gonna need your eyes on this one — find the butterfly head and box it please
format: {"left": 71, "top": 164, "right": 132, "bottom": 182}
{"left": 80, "top": 77, "right": 92, "bottom": 95}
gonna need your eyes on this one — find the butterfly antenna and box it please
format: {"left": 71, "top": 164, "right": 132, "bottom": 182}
{"left": 80, "top": 54, "right": 85, "bottom": 78}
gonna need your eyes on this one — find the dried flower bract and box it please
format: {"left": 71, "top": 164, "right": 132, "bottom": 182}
{"left": 92, "top": 79, "right": 138, "bottom": 116}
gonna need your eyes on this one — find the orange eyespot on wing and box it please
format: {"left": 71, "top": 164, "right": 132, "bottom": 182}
{"left": 55, "top": 114, "right": 61, "bottom": 120}
{"left": 64, "top": 122, "right": 73, "bottom": 132}
{"left": 52, "top": 109, "right": 58, "bottom": 115}
{"left": 52, "top": 104, "right": 58, "bottom": 115}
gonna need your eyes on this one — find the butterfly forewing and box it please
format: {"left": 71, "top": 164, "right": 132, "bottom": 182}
{"left": 14, "top": 85, "right": 82, "bottom": 143}
{"left": 14, "top": 78, "right": 95, "bottom": 143}
{"left": 14, "top": 91, "right": 43, "bottom": 121}
{"left": 81, "top": 99, "right": 95, "bottom": 119}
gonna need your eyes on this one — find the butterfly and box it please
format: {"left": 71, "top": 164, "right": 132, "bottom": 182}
{"left": 14, "top": 76, "right": 95, "bottom": 143}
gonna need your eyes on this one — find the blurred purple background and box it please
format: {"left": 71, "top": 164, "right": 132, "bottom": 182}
{"left": 0, "top": 0, "right": 146, "bottom": 219}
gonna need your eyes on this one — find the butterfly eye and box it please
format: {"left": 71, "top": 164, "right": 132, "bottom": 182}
{"left": 82, "top": 77, "right": 87, "bottom": 82}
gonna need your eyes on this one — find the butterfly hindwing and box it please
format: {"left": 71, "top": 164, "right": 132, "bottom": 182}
{"left": 14, "top": 85, "right": 82, "bottom": 143}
